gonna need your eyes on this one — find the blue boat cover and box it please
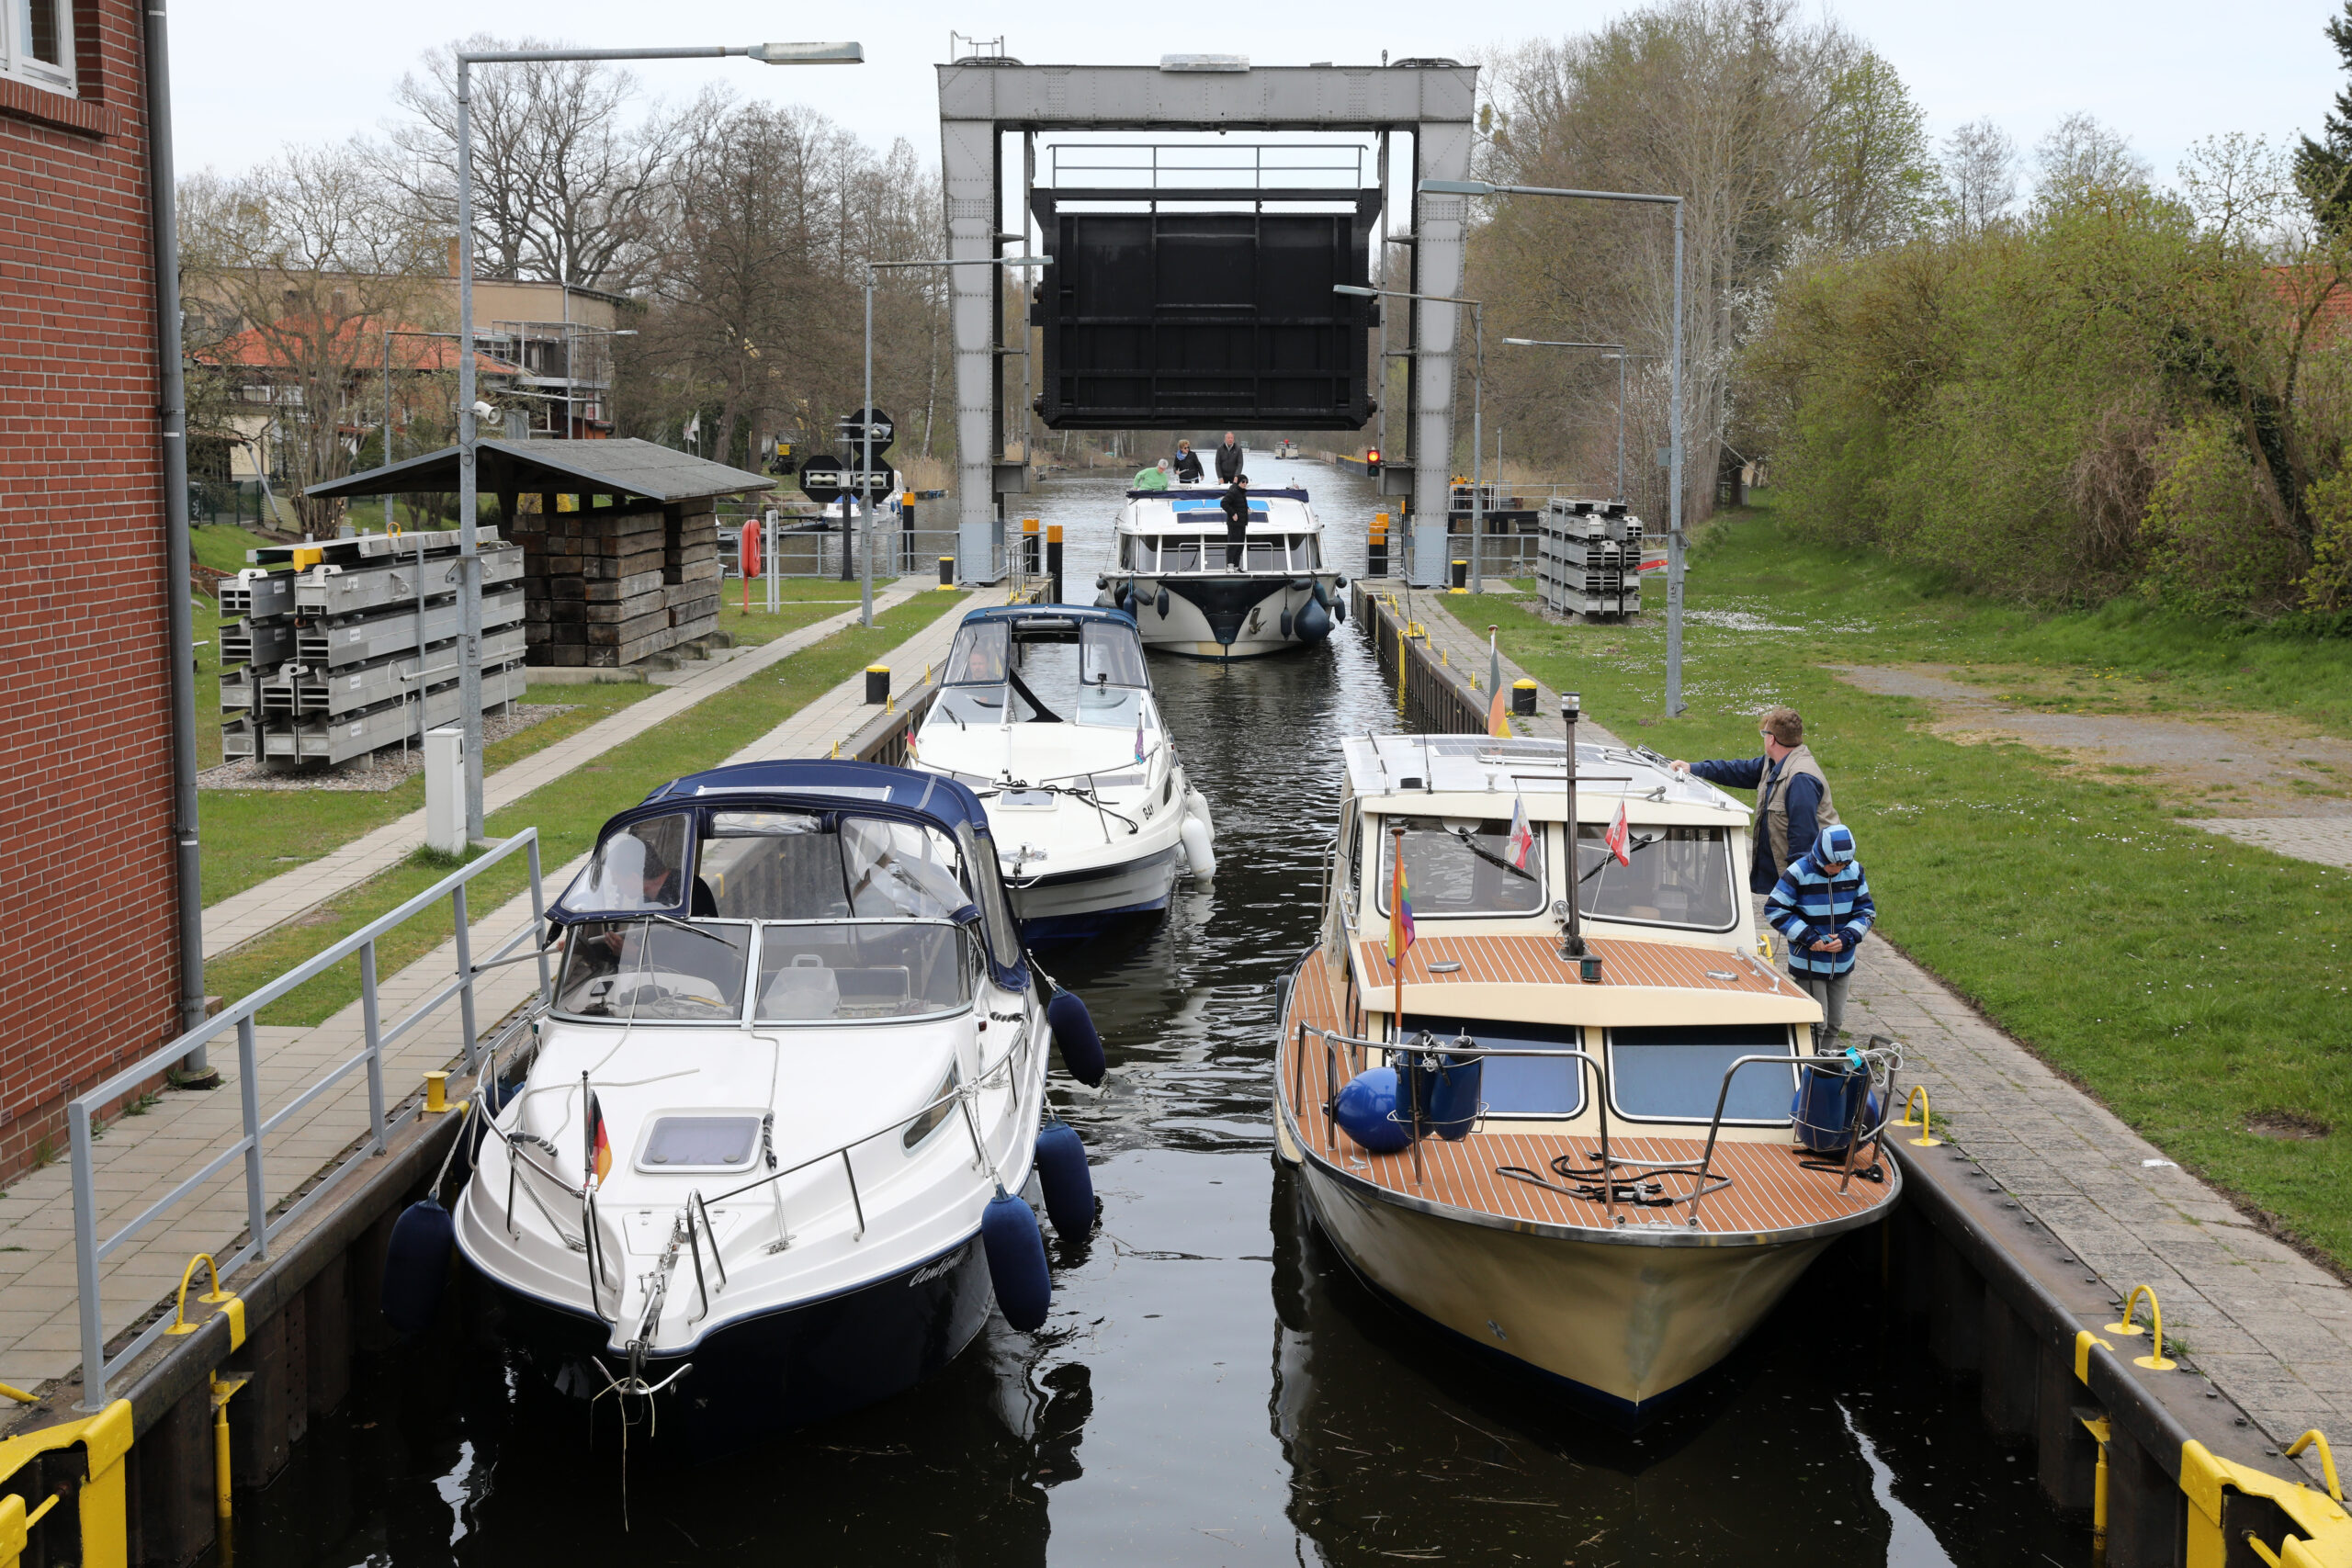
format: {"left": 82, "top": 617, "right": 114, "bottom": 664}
{"left": 955, "top": 604, "right": 1136, "bottom": 632}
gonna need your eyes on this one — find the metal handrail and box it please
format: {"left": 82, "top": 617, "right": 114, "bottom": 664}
{"left": 69, "top": 830, "right": 548, "bottom": 1408}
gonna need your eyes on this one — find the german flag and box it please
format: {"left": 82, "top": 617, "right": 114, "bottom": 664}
{"left": 584, "top": 1083, "right": 613, "bottom": 1187}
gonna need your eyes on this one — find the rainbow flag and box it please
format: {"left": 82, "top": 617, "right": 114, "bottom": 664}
{"left": 1387, "top": 846, "right": 1417, "bottom": 966}
{"left": 1487, "top": 630, "right": 1510, "bottom": 739}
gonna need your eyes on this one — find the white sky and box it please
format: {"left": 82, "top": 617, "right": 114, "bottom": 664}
{"left": 170, "top": 0, "right": 2339, "bottom": 195}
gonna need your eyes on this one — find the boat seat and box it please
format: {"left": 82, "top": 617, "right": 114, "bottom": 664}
{"left": 760, "top": 955, "right": 841, "bottom": 1020}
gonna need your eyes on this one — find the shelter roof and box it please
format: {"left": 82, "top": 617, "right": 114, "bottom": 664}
{"left": 305, "top": 437, "right": 774, "bottom": 502}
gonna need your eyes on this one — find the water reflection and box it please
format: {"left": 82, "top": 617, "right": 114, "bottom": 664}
{"left": 227, "top": 459, "right": 2080, "bottom": 1568}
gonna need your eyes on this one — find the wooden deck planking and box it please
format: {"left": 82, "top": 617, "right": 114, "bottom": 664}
{"left": 1283, "top": 947, "right": 1891, "bottom": 1235}
{"left": 1353, "top": 931, "right": 1788, "bottom": 998}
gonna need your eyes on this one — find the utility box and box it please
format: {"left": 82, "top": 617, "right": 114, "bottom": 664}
{"left": 424, "top": 726, "right": 467, "bottom": 855}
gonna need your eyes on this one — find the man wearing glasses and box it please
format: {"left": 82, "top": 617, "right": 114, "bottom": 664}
{"left": 1668, "top": 705, "right": 1838, "bottom": 896}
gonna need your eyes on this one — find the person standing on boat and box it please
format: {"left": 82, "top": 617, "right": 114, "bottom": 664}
{"left": 1171, "top": 440, "right": 1204, "bottom": 484}
{"left": 1765, "top": 823, "right": 1873, "bottom": 1051}
{"left": 1133, "top": 457, "right": 1172, "bottom": 491}
{"left": 1221, "top": 473, "right": 1252, "bottom": 569}
{"left": 1215, "top": 431, "right": 1245, "bottom": 482}
{"left": 1668, "top": 705, "right": 1838, "bottom": 894}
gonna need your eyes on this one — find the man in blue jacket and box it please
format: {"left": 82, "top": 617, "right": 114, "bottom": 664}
{"left": 1670, "top": 705, "right": 1838, "bottom": 894}
{"left": 1766, "top": 823, "right": 1874, "bottom": 1052}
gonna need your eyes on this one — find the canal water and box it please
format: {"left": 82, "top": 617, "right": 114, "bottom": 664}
{"left": 237, "top": 462, "right": 2083, "bottom": 1567}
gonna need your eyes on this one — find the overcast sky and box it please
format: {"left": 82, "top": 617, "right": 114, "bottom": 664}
{"left": 170, "top": 0, "right": 2340, "bottom": 195}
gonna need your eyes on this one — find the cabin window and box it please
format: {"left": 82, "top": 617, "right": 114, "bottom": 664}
{"left": 1373, "top": 815, "right": 1545, "bottom": 919}
{"left": 1162, "top": 537, "right": 1204, "bottom": 572}
{"left": 1399, "top": 1016, "right": 1587, "bottom": 1117}
{"left": 696, "top": 812, "right": 970, "bottom": 923}
{"left": 1244, "top": 539, "right": 1286, "bottom": 571}
{"left": 1607, "top": 1023, "right": 1795, "bottom": 1123}
{"left": 556, "top": 920, "right": 751, "bottom": 1021}
{"left": 565, "top": 813, "right": 694, "bottom": 915}
{"left": 1288, "top": 535, "right": 1320, "bottom": 570}
{"left": 1575, "top": 823, "right": 1738, "bottom": 932}
{"left": 753, "top": 920, "right": 971, "bottom": 1021}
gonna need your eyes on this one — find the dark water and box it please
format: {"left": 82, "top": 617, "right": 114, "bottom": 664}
{"left": 235, "top": 468, "right": 2085, "bottom": 1567}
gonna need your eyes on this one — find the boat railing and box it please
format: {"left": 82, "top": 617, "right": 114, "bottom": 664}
{"left": 66, "top": 829, "right": 550, "bottom": 1408}
{"left": 1289, "top": 1021, "right": 1903, "bottom": 1229}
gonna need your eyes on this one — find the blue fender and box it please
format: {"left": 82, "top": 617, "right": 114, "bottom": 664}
{"left": 379, "top": 1199, "right": 453, "bottom": 1336}
{"left": 981, "top": 1190, "right": 1051, "bottom": 1330}
{"left": 1033, "top": 1122, "right": 1096, "bottom": 1239}
{"left": 1295, "top": 597, "right": 1332, "bottom": 644}
{"left": 1334, "top": 1067, "right": 1412, "bottom": 1154}
{"left": 1047, "top": 990, "right": 1106, "bottom": 1086}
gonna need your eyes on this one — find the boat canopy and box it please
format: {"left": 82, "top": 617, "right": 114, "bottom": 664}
{"left": 938, "top": 606, "right": 1149, "bottom": 728}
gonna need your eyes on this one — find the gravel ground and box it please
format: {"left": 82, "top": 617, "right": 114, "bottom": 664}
{"left": 198, "top": 704, "right": 572, "bottom": 792}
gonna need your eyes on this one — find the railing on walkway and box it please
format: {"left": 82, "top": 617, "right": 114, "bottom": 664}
{"left": 67, "top": 831, "right": 552, "bottom": 1407}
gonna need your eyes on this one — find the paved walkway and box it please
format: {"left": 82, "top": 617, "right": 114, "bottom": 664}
{"left": 201, "top": 591, "right": 914, "bottom": 961}
{"left": 0, "top": 588, "right": 989, "bottom": 1420}
{"left": 1422, "top": 590, "right": 2352, "bottom": 1478}
{"left": 2183, "top": 815, "right": 2352, "bottom": 869}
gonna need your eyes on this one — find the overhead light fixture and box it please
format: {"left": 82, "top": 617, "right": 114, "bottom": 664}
{"left": 1332, "top": 284, "right": 1377, "bottom": 297}
{"left": 1419, "top": 178, "right": 1496, "bottom": 196}
{"left": 749, "top": 41, "right": 864, "bottom": 64}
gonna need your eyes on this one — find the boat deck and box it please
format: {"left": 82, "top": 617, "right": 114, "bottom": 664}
{"left": 1279, "top": 946, "right": 1896, "bottom": 1238}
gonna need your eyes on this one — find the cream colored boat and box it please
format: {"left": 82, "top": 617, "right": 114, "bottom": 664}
{"left": 1272, "top": 731, "right": 1902, "bottom": 1417}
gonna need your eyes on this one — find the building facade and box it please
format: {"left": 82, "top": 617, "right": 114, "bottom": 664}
{"left": 0, "top": 0, "right": 181, "bottom": 1179}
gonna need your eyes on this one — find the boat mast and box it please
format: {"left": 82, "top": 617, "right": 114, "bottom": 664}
{"left": 1560, "top": 693, "right": 1585, "bottom": 959}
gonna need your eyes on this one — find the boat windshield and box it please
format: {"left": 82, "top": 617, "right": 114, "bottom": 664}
{"left": 1126, "top": 532, "right": 1315, "bottom": 573}
{"left": 1374, "top": 815, "right": 1546, "bottom": 919}
{"left": 1576, "top": 823, "right": 1738, "bottom": 932}
{"left": 754, "top": 920, "right": 970, "bottom": 1021}
{"left": 556, "top": 919, "right": 752, "bottom": 1021}
{"left": 933, "top": 620, "right": 1149, "bottom": 729}
{"left": 697, "top": 810, "right": 971, "bottom": 920}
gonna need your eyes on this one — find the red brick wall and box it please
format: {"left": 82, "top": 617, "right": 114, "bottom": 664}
{"left": 0, "top": 0, "right": 178, "bottom": 1181}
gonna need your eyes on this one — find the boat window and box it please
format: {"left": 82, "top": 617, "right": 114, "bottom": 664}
{"left": 1244, "top": 539, "right": 1287, "bottom": 571}
{"left": 944, "top": 621, "right": 1011, "bottom": 686}
{"left": 754, "top": 921, "right": 970, "bottom": 1021}
{"left": 1397, "top": 1016, "right": 1587, "bottom": 1118}
{"left": 1162, "top": 537, "right": 1202, "bottom": 572}
{"left": 1080, "top": 621, "right": 1148, "bottom": 688}
{"left": 1373, "top": 815, "right": 1545, "bottom": 918}
{"left": 842, "top": 818, "right": 970, "bottom": 919}
{"left": 1576, "top": 823, "right": 1738, "bottom": 932}
{"left": 962, "top": 824, "right": 1023, "bottom": 976}
{"left": 698, "top": 811, "right": 969, "bottom": 922}
{"left": 555, "top": 919, "right": 750, "bottom": 1021}
{"left": 566, "top": 813, "right": 692, "bottom": 914}
{"left": 1608, "top": 1023, "right": 1794, "bottom": 1123}
{"left": 639, "top": 1114, "right": 763, "bottom": 1171}
{"left": 1288, "top": 535, "right": 1320, "bottom": 570}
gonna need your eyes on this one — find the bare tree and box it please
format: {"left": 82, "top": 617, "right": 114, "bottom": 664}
{"left": 2031, "top": 111, "right": 2152, "bottom": 216}
{"left": 1940, "top": 118, "right": 2018, "bottom": 238}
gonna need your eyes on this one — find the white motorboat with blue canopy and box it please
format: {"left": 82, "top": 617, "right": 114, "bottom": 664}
{"left": 910, "top": 605, "right": 1216, "bottom": 942}
{"left": 1098, "top": 483, "right": 1346, "bottom": 659}
{"left": 445, "top": 759, "right": 1108, "bottom": 1450}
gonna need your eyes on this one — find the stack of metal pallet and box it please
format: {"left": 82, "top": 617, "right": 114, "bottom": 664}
{"left": 220, "top": 529, "right": 527, "bottom": 768}
{"left": 1535, "top": 499, "right": 1645, "bottom": 618}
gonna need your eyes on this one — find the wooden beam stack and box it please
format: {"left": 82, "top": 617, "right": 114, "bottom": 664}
{"left": 512, "top": 497, "right": 723, "bottom": 667}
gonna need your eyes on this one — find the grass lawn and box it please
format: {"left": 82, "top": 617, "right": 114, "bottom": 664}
{"left": 1443, "top": 499, "right": 2352, "bottom": 1269}
{"left": 205, "top": 592, "right": 967, "bottom": 1029}
{"left": 716, "top": 580, "right": 903, "bottom": 648}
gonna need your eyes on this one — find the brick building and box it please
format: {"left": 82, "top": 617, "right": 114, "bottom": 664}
{"left": 0, "top": 0, "right": 184, "bottom": 1178}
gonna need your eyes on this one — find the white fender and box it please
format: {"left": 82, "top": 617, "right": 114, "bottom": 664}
{"left": 1181, "top": 788, "right": 1216, "bottom": 879}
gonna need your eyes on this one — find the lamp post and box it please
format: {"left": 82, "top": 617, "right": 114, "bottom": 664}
{"left": 862, "top": 254, "right": 1051, "bottom": 628}
{"left": 454, "top": 39, "right": 861, "bottom": 839}
{"left": 1423, "top": 177, "right": 1687, "bottom": 715}
{"left": 1501, "top": 339, "right": 1656, "bottom": 503}
{"left": 1336, "top": 283, "right": 1484, "bottom": 592}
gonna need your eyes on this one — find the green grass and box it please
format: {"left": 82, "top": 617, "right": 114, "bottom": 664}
{"left": 190, "top": 523, "right": 278, "bottom": 576}
{"left": 1445, "top": 502, "right": 2352, "bottom": 1269}
{"left": 204, "top": 592, "right": 967, "bottom": 1029}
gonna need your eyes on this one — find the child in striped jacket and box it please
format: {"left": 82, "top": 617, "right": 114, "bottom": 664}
{"left": 1765, "top": 823, "right": 1875, "bottom": 1053}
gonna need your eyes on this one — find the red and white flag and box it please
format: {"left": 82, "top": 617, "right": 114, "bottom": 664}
{"left": 1507, "top": 795, "right": 1536, "bottom": 871}
{"left": 1604, "top": 801, "right": 1633, "bottom": 867}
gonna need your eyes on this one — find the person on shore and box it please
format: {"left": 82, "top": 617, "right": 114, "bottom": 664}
{"left": 1766, "top": 823, "right": 1873, "bottom": 1051}
{"left": 1215, "top": 431, "right": 1244, "bottom": 482}
{"left": 1221, "top": 473, "right": 1252, "bottom": 568}
{"left": 1172, "top": 440, "right": 1204, "bottom": 484}
{"left": 1133, "top": 457, "right": 1172, "bottom": 491}
{"left": 1668, "top": 705, "right": 1838, "bottom": 893}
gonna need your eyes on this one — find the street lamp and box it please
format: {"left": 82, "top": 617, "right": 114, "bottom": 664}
{"left": 453, "top": 40, "right": 861, "bottom": 840}
{"left": 1336, "top": 283, "right": 1487, "bottom": 592}
{"left": 861, "top": 254, "right": 1051, "bottom": 628}
{"left": 1501, "top": 338, "right": 1652, "bottom": 503}
{"left": 1422, "top": 176, "right": 1688, "bottom": 715}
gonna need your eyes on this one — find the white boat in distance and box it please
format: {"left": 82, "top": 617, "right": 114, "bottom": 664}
{"left": 910, "top": 606, "right": 1216, "bottom": 942}
{"left": 1097, "top": 482, "right": 1347, "bottom": 660}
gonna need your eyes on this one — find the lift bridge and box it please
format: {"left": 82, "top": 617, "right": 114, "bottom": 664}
{"left": 938, "top": 56, "right": 1476, "bottom": 586}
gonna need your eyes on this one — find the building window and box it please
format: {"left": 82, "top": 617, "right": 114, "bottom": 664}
{"left": 3, "top": 0, "right": 75, "bottom": 95}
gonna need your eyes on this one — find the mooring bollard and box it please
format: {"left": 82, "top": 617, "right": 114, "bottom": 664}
{"left": 1511, "top": 678, "right": 1537, "bottom": 716}
{"left": 937, "top": 555, "right": 956, "bottom": 590}
{"left": 1450, "top": 558, "right": 1469, "bottom": 592}
{"left": 865, "top": 665, "right": 890, "bottom": 705}
{"left": 1046, "top": 524, "right": 1065, "bottom": 604}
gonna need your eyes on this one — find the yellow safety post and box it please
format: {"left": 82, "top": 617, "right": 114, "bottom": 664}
{"left": 2081, "top": 1413, "right": 2112, "bottom": 1561}
{"left": 2288, "top": 1431, "right": 2346, "bottom": 1503}
{"left": 1899, "top": 1086, "right": 1943, "bottom": 1146}
{"left": 209, "top": 1375, "right": 247, "bottom": 1526}
{"left": 0, "top": 1399, "right": 132, "bottom": 1568}
{"left": 164, "top": 1253, "right": 246, "bottom": 1350}
{"left": 2075, "top": 1328, "right": 2113, "bottom": 1382}
{"left": 423, "top": 1071, "right": 455, "bottom": 1115}
{"left": 0, "top": 1384, "right": 33, "bottom": 1405}
{"left": 2107, "top": 1284, "right": 2177, "bottom": 1371}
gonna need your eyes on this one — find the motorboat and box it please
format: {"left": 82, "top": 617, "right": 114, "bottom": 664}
{"left": 1272, "top": 731, "right": 1901, "bottom": 1419}
{"left": 1276, "top": 439, "right": 1301, "bottom": 460}
{"left": 1097, "top": 483, "right": 1347, "bottom": 660}
{"left": 910, "top": 605, "right": 1215, "bottom": 942}
{"left": 451, "top": 759, "right": 1104, "bottom": 1450}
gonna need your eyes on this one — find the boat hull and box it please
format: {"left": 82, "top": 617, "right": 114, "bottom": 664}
{"left": 1295, "top": 1157, "right": 1832, "bottom": 1416}
{"left": 1104, "top": 572, "right": 1340, "bottom": 660}
{"left": 470, "top": 1233, "right": 995, "bottom": 1453}
{"left": 1009, "top": 843, "right": 1182, "bottom": 942}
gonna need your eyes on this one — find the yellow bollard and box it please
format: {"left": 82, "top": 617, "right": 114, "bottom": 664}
{"left": 423, "top": 1071, "right": 450, "bottom": 1115}
{"left": 1899, "top": 1086, "right": 1943, "bottom": 1146}
{"left": 2286, "top": 1430, "right": 2345, "bottom": 1502}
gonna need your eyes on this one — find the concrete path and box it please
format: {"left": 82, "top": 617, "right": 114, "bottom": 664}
{"left": 0, "top": 587, "right": 992, "bottom": 1421}
{"left": 1423, "top": 592, "right": 2352, "bottom": 1475}
{"left": 200, "top": 591, "right": 913, "bottom": 962}
{"left": 2181, "top": 816, "right": 2352, "bottom": 869}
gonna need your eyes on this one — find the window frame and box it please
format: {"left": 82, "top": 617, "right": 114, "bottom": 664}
{"left": 1370, "top": 814, "right": 1550, "bottom": 922}
{"left": 1602, "top": 1022, "right": 1798, "bottom": 1127}
{"left": 1573, "top": 821, "right": 1742, "bottom": 935}
{"left": 3, "top": 0, "right": 77, "bottom": 97}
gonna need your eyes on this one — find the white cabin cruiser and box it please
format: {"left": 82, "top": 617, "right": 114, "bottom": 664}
{"left": 450, "top": 760, "right": 1106, "bottom": 1450}
{"left": 911, "top": 606, "right": 1215, "bottom": 942}
{"left": 1097, "top": 483, "right": 1346, "bottom": 659}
